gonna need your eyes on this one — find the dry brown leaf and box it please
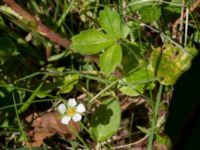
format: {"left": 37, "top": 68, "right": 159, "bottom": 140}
{"left": 25, "top": 111, "right": 80, "bottom": 147}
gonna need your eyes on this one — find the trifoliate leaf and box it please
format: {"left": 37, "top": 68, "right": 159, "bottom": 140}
{"left": 71, "top": 29, "right": 115, "bottom": 54}
{"left": 99, "top": 44, "right": 122, "bottom": 75}
{"left": 98, "top": 7, "right": 123, "bottom": 39}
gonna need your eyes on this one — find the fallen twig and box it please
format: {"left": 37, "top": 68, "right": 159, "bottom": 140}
{"left": 3, "top": 0, "right": 71, "bottom": 48}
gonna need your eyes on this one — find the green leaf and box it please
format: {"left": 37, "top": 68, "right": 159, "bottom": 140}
{"left": 165, "top": 0, "right": 182, "bottom": 13}
{"left": 129, "top": 0, "right": 148, "bottom": 12}
{"left": 119, "top": 66, "right": 155, "bottom": 96}
{"left": 137, "top": 126, "right": 150, "bottom": 135}
{"left": 98, "top": 7, "right": 122, "bottom": 39}
{"left": 58, "top": 74, "right": 79, "bottom": 94}
{"left": 99, "top": 44, "right": 122, "bottom": 75}
{"left": 48, "top": 51, "right": 70, "bottom": 62}
{"left": 156, "top": 135, "right": 170, "bottom": 146}
{"left": 121, "top": 24, "right": 131, "bottom": 38}
{"left": 139, "top": 5, "right": 161, "bottom": 23}
{"left": 129, "top": 0, "right": 157, "bottom": 12}
{"left": 37, "top": 74, "right": 79, "bottom": 97}
{"left": 90, "top": 98, "right": 121, "bottom": 142}
{"left": 71, "top": 29, "right": 115, "bottom": 54}
{"left": 150, "top": 44, "right": 197, "bottom": 85}
{"left": 119, "top": 81, "right": 144, "bottom": 96}
{"left": 36, "top": 79, "right": 63, "bottom": 98}
{"left": 193, "top": 31, "right": 200, "bottom": 43}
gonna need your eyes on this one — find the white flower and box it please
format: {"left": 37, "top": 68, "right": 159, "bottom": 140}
{"left": 58, "top": 98, "right": 86, "bottom": 125}
{"left": 58, "top": 103, "right": 66, "bottom": 114}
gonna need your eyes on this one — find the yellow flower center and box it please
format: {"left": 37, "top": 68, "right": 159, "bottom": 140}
{"left": 67, "top": 107, "right": 76, "bottom": 116}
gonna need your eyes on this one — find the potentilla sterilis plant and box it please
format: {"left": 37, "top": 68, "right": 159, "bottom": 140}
{"left": 58, "top": 98, "right": 86, "bottom": 125}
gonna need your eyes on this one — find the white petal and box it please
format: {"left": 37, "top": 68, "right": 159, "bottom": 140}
{"left": 76, "top": 103, "right": 86, "bottom": 113}
{"left": 58, "top": 103, "right": 66, "bottom": 114}
{"left": 68, "top": 98, "right": 77, "bottom": 107}
{"left": 61, "top": 116, "right": 71, "bottom": 125}
{"left": 72, "top": 114, "right": 82, "bottom": 122}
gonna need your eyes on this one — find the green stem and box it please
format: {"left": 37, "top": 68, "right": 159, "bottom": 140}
{"left": 89, "top": 80, "right": 118, "bottom": 103}
{"left": 12, "top": 93, "right": 32, "bottom": 150}
{"left": 68, "top": 123, "right": 90, "bottom": 150}
{"left": 148, "top": 84, "right": 163, "bottom": 150}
